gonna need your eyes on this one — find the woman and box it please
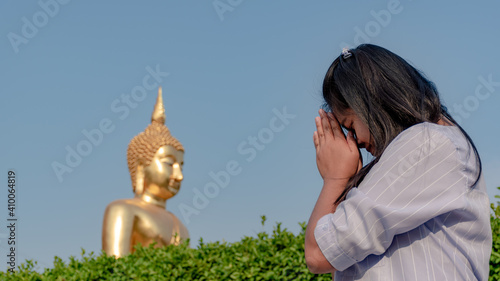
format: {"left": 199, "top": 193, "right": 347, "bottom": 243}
{"left": 304, "top": 44, "right": 492, "bottom": 280}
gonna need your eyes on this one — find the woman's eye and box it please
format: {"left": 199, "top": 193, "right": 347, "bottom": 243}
{"left": 342, "top": 126, "right": 356, "bottom": 138}
{"left": 351, "top": 129, "right": 357, "bottom": 139}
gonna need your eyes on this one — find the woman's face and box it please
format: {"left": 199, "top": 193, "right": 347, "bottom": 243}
{"left": 334, "top": 109, "right": 374, "bottom": 155}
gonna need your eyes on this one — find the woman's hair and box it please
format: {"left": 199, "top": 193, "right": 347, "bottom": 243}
{"left": 322, "top": 44, "right": 482, "bottom": 204}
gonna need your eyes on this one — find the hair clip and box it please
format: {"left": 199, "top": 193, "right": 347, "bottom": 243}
{"left": 342, "top": 47, "right": 352, "bottom": 59}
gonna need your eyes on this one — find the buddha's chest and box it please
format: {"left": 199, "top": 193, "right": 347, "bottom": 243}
{"left": 131, "top": 211, "right": 181, "bottom": 248}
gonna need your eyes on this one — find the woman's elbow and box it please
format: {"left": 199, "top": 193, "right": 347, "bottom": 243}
{"left": 305, "top": 254, "right": 336, "bottom": 274}
{"left": 305, "top": 255, "right": 321, "bottom": 274}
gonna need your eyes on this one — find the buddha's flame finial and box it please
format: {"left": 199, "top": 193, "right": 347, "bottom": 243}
{"left": 151, "top": 87, "right": 166, "bottom": 124}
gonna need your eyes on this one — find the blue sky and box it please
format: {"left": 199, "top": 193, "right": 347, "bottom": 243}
{"left": 1, "top": 0, "right": 499, "bottom": 271}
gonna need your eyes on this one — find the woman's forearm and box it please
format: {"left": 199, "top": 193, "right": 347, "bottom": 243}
{"left": 305, "top": 179, "right": 348, "bottom": 274}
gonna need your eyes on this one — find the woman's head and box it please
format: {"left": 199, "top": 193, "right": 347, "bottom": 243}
{"left": 322, "top": 44, "right": 481, "bottom": 202}
{"left": 323, "top": 44, "right": 442, "bottom": 157}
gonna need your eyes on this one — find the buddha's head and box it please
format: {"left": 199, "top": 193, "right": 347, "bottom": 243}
{"left": 127, "top": 88, "right": 184, "bottom": 200}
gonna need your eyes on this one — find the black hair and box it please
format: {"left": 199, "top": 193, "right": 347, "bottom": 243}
{"left": 322, "top": 44, "right": 482, "bottom": 204}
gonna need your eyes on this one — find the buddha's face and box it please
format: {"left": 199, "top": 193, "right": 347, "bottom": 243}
{"left": 143, "top": 145, "right": 184, "bottom": 200}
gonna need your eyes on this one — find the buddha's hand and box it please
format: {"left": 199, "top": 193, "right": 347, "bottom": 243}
{"left": 313, "top": 109, "right": 360, "bottom": 182}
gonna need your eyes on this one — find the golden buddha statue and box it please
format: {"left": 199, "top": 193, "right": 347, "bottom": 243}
{"left": 102, "top": 87, "right": 189, "bottom": 258}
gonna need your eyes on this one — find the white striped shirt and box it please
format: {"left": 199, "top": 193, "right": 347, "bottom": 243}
{"left": 314, "top": 122, "right": 492, "bottom": 280}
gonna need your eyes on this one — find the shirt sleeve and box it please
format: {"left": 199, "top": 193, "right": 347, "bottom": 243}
{"left": 314, "top": 123, "right": 474, "bottom": 271}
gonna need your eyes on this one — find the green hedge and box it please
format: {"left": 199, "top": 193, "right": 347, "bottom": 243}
{"left": 1, "top": 218, "right": 332, "bottom": 281}
{"left": 490, "top": 187, "right": 500, "bottom": 280}
{"left": 3, "top": 192, "right": 500, "bottom": 280}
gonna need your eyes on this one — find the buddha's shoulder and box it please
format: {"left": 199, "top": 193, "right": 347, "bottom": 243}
{"left": 104, "top": 198, "right": 145, "bottom": 212}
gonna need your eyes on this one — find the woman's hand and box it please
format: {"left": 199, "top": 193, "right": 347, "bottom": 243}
{"left": 313, "top": 109, "right": 361, "bottom": 182}
{"left": 306, "top": 109, "right": 361, "bottom": 274}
